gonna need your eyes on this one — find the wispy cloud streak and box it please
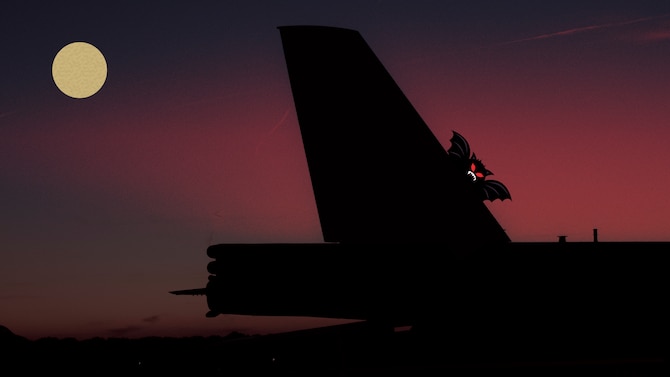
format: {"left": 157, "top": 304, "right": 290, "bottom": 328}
{"left": 638, "top": 29, "right": 670, "bottom": 41}
{"left": 499, "top": 14, "right": 670, "bottom": 46}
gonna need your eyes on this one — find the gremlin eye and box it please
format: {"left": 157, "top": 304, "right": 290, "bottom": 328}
{"left": 476, "top": 171, "right": 485, "bottom": 178}
{"left": 470, "top": 162, "right": 476, "bottom": 171}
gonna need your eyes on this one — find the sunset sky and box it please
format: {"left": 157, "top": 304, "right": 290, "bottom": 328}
{"left": 2, "top": 1, "right": 670, "bottom": 340}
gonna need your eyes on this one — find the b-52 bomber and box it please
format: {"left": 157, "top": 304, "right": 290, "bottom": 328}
{"left": 172, "top": 25, "right": 666, "bottom": 375}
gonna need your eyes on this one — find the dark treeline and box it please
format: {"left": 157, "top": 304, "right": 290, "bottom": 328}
{"left": 2, "top": 328, "right": 260, "bottom": 376}
{"left": 1, "top": 322, "right": 400, "bottom": 376}
{"left": 1, "top": 323, "right": 665, "bottom": 376}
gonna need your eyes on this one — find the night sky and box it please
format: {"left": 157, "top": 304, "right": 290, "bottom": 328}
{"left": 3, "top": 1, "right": 670, "bottom": 340}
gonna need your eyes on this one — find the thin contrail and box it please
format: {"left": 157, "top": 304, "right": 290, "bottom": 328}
{"left": 255, "top": 107, "right": 292, "bottom": 155}
{"left": 498, "top": 14, "right": 670, "bottom": 46}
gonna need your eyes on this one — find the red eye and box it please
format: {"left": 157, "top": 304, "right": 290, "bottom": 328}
{"left": 476, "top": 172, "right": 485, "bottom": 178}
{"left": 470, "top": 162, "right": 476, "bottom": 171}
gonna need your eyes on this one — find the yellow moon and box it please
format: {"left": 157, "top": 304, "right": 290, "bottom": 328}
{"left": 52, "top": 42, "right": 107, "bottom": 99}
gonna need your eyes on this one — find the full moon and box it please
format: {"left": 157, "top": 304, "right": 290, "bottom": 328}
{"left": 52, "top": 42, "right": 107, "bottom": 99}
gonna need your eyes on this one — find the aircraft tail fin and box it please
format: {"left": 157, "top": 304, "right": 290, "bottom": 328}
{"left": 279, "top": 25, "right": 509, "bottom": 246}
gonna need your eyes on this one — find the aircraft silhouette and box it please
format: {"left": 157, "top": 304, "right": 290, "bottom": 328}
{"left": 172, "top": 25, "right": 665, "bottom": 373}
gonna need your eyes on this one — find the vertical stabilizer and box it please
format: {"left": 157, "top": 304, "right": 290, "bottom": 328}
{"left": 279, "top": 25, "right": 509, "bottom": 246}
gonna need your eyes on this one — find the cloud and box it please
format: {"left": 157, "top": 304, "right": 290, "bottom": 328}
{"left": 637, "top": 29, "right": 670, "bottom": 42}
{"left": 107, "top": 325, "right": 143, "bottom": 337}
{"left": 142, "top": 315, "right": 160, "bottom": 324}
{"left": 105, "top": 315, "right": 159, "bottom": 337}
{"left": 499, "top": 14, "right": 670, "bottom": 46}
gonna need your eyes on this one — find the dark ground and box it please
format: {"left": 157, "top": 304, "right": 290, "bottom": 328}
{"left": 1, "top": 322, "right": 665, "bottom": 376}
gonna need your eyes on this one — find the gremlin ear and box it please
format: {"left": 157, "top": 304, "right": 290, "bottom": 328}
{"left": 485, "top": 169, "right": 493, "bottom": 176}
